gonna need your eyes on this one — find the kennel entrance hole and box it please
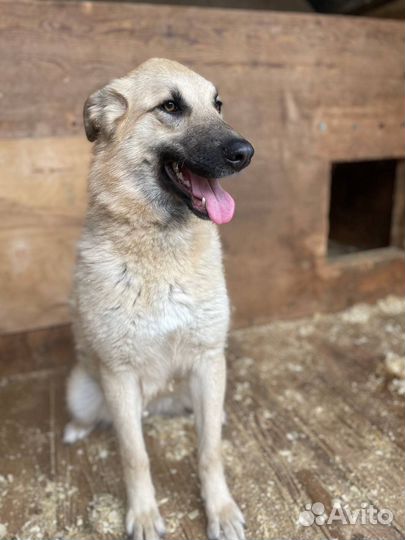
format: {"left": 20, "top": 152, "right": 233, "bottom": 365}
{"left": 327, "top": 158, "right": 404, "bottom": 258}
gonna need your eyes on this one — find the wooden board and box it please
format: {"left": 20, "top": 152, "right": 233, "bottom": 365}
{"left": 0, "top": 298, "right": 403, "bottom": 539}
{"left": 0, "top": 1, "right": 404, "bottom": 333}
{"left": 1, "top": 2, "right": 404, "bottom": 143}
{"left": 357, "top": 0, "right": 405, "bottom": 18}
{"left": 391, "top": 161, "right": 405, "bottom": 248}
{"left": 0, "top": 137, "right": 89, "bottom": 333}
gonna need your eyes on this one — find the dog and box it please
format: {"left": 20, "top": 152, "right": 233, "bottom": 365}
{"left": 64, "top": 58, "right": 254, "bottom": 540}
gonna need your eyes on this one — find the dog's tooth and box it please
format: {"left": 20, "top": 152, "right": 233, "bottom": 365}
{"left": 202, "top": 197, "right": 206, "bottom": 209}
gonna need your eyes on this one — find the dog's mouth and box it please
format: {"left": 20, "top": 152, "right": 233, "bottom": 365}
{"left": 163, "top": 162, "right": 235, "bottom": 225}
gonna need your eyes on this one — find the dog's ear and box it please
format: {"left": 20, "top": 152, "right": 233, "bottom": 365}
{"left": 83, "top": 83, "right": 128, "bottom": 142}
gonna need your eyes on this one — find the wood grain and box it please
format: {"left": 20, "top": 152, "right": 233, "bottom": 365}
{"left": 0, "top": 137, "right": 89, "bottom": 333}
{"left": 0, "top": 300, "right": 403, "bottom": 539}
{"left": 0, "top": 137, "right": 89, "bottom": 224}
{"left": 0, "top": 2, "right": 404, "bottom": 333}
{"left": 0, "top": 2, "right": 403, "bottom": 140}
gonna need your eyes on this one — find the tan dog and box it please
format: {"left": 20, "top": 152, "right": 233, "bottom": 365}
{"left": 64, "top": 58, "right": 254, "bottom": 540}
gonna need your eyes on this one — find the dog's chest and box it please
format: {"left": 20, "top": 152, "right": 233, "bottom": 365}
{"left": 107, "top": 270, "right": 228, "bottom": 388}
{"left": 134, "top": 280, "right": 196, "bottom": 336}
{"left": 113, "top": 263, "right": 226, "bottom": 344}
{"left": 76, "top": 224, "right": 229, "bottom": 381}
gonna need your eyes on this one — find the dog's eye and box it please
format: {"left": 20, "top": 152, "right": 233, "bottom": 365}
{"left": 161, "top": 100, "right": 179, "bottom": 114}
{"left": 215, "top": 98, "right": 222, "bottom": 113}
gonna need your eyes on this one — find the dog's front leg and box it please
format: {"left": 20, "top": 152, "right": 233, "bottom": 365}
{"left": 100, "top": 367, "right": 165, "bottom": 540}
{"left": 191, "top": 353, "right": 245, "bottom": 540}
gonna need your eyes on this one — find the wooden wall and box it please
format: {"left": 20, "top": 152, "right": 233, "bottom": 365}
{"left": 0, "top": 0, "right": 404, "bottom": 334}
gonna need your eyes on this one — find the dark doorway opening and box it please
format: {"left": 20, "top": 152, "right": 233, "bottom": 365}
{"left": 328, "top": 159, "right": 404, "bottom": 257}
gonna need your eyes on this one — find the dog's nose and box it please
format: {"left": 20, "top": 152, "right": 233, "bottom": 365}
{"left": 223, "top": 139, "right": 254, "bottom": 171}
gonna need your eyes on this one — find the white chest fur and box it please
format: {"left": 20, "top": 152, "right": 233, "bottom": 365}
{"left": 73, "top": 223, "right": 229, "bottom": 399}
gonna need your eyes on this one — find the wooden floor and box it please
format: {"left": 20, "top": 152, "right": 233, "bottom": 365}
{"left": 0, "top": 297, "right": 404, "bottom": 540}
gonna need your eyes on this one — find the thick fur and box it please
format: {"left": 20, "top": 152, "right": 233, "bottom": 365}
{"left": 65, "top": 58, "right": 252, "bottom": 540}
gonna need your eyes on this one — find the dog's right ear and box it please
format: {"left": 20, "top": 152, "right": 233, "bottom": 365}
{"left": 83, "top": 83, "right": 128, "bottom": 142}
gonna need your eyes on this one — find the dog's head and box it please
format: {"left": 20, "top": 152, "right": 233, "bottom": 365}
{"left": 84, "top": 58, "right": 254, "bottom": 225}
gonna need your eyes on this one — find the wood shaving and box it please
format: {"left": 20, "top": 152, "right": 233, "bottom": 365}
{"left": 87, "top": 494, "right": 125, "bottom": 536}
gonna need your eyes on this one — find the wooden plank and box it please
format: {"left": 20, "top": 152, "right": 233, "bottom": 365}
{"left": 0, "top": 137, "right": 89, "bottom": 225}
{"left": 0, "top": 324, "right": 74, "bottom": 379}
{"left": 0, "top": 298, "right": 403, "bottom": 539}
{"left": 0, "top": 1, "right": 403, "bottom": 142}
{"left": 366, "top": 0, "right": 405, "bottom": 19}
{"left": 313, "top": 101, "right": 405, "bottom": 161}
{"left": 0, "top": 227, "right": 78, "bottom": 333}
{"left": 391, "top": 160, "right": 405, "bottom": 248}
{"left": 228, "top": 298, "right": 405, "bottom": 540}
{"left": 0, "top": 137, "right": 89, "bottom": 333}
{"left": 310, "top": 0, "right": 398, "bottom": 14}
{"left": 0, "top": 136, "right": 403, "bottom": 333}
{"left": 0, "top": 3, "right": 404, "bottom": 333}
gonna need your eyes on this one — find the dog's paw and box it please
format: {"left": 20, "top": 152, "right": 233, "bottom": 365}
{"left": 126, "top": 504, "right": 165, "bottom": 540}
{"left": 206, "top": 498, "right": 245, "bottom": 540}
{"left": 63, "top": 421, "right": 93, "bottom": 444}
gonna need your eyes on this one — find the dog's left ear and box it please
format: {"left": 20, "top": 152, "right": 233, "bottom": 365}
{"left": 83, "top": 82, "right": 128, "bottom": 142}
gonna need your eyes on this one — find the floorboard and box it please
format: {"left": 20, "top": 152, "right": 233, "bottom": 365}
{"left": 0, "top": 297, "right": 403, "bottom": 539}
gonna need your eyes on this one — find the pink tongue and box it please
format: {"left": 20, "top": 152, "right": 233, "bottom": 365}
{"left": 184, "top": 171, "right": 235, "bottom": 225}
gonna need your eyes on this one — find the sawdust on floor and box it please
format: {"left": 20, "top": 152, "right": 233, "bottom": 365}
{"left": 0, "top": 295, "right": 403, "bottom": 540}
